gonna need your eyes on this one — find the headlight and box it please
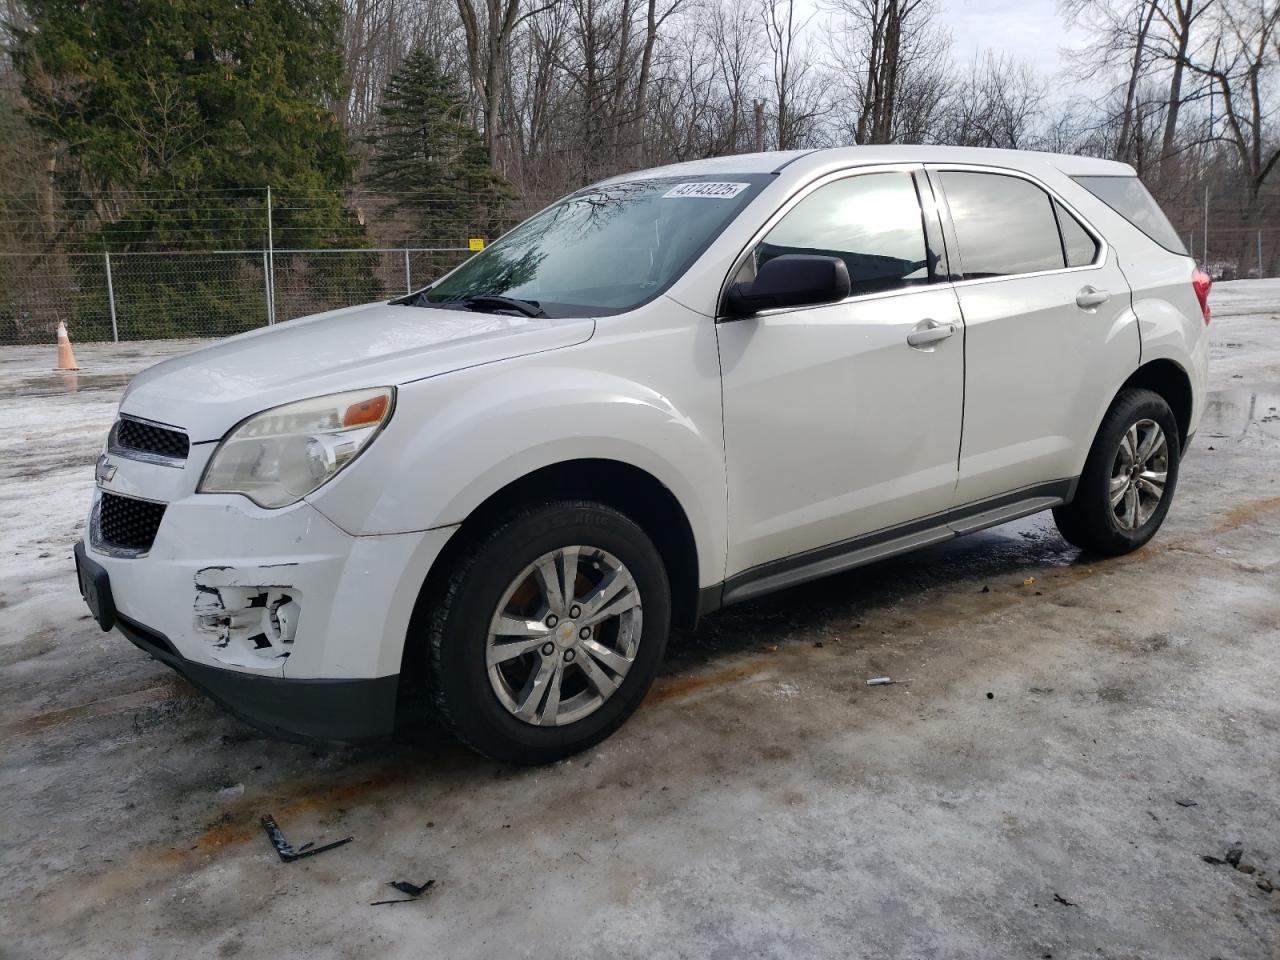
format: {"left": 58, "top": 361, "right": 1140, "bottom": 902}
{"left": 199, "top": 387, "right": 394, "bottom": 508}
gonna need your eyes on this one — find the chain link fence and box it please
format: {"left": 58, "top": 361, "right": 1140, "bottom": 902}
{"left": 0, "top": 185, "right": 555, "bottom": 346}
{"left": 0, "top": 245, "right": 481, "bottom": 345}
{"left": 0, "top": 191, "right": 1274, "bottom": 347}
{"left": 1183, "top": 227, "right": 1280, "bottom": 283}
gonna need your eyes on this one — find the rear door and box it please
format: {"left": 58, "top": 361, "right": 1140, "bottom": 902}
{"left": 929, "top": 167, "right": 1140, "bottom": 507}
{"left": 717, "top": 167, "right": 964, "bottom": 579}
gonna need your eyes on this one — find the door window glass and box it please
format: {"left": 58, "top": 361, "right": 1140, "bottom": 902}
{"left": 1054, "top": 199, "right": 1100, "bottom": 267}
{"left": 748, "top": 172, "right": 931, "bottom": 297}
{"left": 941, "top": 171, "right": 1066, "bottom": 278}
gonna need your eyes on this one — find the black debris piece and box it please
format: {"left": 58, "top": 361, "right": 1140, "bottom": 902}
{"left": 392, "top": 880, "right": 434, "bottom": 897}
{"left": 1225, "top": 846, "right": 1244, "bottom": 868}
{"left": 260, "top": 814, "right": 352, "bottom": 863}
{"left": 1202, "top": 855, "right": 1227, "bottom": 866}
{"left": 1052, "top": 893, "right": 1079, "bottom": 908}
{"left": 372, "top": 879, "right": 436, "bottom": 905}
{"left": 1174, "top": 799, "right": 1197, "bottom": 808}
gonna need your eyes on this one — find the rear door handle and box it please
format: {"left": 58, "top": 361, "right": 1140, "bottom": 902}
{"left": 906, "top": 319, "right": 957, "bottom": 349}
{"left": 1075, "top": 286, "right": 1111, "bottom": 309}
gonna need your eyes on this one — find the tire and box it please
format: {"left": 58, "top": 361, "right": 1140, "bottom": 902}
{"left": 419, "top": 500, "right": 671, "bottom": 765}
{"left": 1053, "top": 388, "right": 1181, "bottom": 556}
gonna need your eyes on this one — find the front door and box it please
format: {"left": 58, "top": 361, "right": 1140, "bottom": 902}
{"left": 717, "top": 168, "right": 965, "bottom": 580}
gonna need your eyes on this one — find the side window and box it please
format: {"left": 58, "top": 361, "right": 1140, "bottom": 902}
{"left": 940, "top": 171, "right": 1066, "bottom": 278}
{"left": 1073, "top": 174, "right": 1186, "bottom": 255}
{"left": 1053, "top": 199, "right": 1100, "bottom": 267}
{"left": 747, "top": 172, "right": 931, "bottom": 298}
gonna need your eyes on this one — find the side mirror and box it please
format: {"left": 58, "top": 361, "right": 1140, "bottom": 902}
{"left": 724, "top": 255, "right": 851, "bottom": 317}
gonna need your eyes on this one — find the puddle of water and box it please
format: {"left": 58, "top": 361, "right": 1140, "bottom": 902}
{"left": 1200, "top": 387, "right": 1280, "bottom": 441}
{"left": 4, "top": 372, "right": 134, "bottom": 397}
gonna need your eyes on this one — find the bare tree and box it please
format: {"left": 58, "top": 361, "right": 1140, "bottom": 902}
{"left": 1188, "top": 0, "right": 1280, "bottom": 212}
{"left": 706, "top": 0, "right": 767, "bottom": 153}
{"left": 937, "top": 53, "right": 1049, "bottom": 149}
{"left": 1060, "top": 0, "right": 1220, "bottom": 181}
{"left": 1118, "top": 1, "right": 1161, "bottom": 159}
{"left": 1151, "top": 0, "right": 1218, "bottom": 179}
{"left": 760, "top": 0, "right": 825, "bottom": 148}
{"left": 826, "top": 0, "right": 950, "bottom": 144}
{"left": 828, "top": 0, "right": 932, "bottom": 143}
{"left": 457, "top": 0, "right": 555, "bottom": 167}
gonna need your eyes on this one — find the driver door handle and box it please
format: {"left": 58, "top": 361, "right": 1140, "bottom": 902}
{"left": 906, "top": 318, "right": 957, "bottom": 349}
{"left": 1075, "top": 286, "right": 1111, "bottom": 309}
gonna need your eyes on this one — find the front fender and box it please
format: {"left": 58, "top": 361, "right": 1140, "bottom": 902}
{"left": 309, "top": 346, "right": 728, "bottom": 587}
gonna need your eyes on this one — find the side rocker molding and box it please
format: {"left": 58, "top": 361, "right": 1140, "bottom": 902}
{"left": 700, "top": 478, "right": 1078, "bottom": 616}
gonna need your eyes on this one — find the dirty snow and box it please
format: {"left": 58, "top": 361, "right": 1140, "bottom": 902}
{"left": 2, "top": 288, "right": 1279, "bottom": 958}
{"left": 0, "top": 339, "right": 205, "bottom": 664}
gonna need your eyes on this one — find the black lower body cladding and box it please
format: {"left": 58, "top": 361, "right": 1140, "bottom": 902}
{"left": 116, "top": 614, "right": 399, "bottom": 743}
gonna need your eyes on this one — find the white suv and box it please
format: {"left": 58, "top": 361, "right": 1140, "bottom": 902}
{"left": 75, "top": 147, "right": 1211, "bottom": 762}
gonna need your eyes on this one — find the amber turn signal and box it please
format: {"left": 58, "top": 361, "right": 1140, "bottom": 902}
{"left": 343, "top": 393, "right": 389, "bottom": 428}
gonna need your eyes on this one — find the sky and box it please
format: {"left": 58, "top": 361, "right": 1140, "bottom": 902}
{"left": 943, "top": 0, "right": 1090, "bottom": 78}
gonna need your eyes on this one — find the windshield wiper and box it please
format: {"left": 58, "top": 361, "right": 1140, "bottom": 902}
{"left": 441, "top": 295, "right": 547, "bottom": 318}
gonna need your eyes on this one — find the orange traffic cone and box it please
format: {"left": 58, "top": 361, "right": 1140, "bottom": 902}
{"left": 55, "top": 321, "right": 80, "bottom": 371}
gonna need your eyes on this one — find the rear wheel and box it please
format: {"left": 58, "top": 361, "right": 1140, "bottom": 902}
{"left": 1053, "top": 388, "right": 1180, "bottom": 556}
{"left": 421, "top": 501, "right": 670, "bottom": 764}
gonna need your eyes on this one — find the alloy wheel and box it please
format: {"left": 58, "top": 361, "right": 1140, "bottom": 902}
{"left": 1109, "top": 418, "right": 1168, "bottom": 531}
{"left": 486, "top": 546, "right": 643, "bottom": 726}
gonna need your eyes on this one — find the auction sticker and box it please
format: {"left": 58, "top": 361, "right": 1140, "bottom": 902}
{"left": 663, "top": 182, "right": 750, "bottom": 199}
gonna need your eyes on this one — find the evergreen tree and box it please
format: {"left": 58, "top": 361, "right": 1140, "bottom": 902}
{"left": 10, "top": 0, "right": 373, "bottom": 337}
{"left": 11, "top": 0, "right": 366, "bottom": 248}
{"left": 364, "top": 50, "right": 513, "bottom": 243}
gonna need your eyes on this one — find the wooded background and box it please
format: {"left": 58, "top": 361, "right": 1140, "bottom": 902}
{"left": 0, "top": 0, "right": 1276, "bottom": 341}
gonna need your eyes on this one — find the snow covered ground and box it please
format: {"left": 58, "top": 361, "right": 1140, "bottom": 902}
{"left": 0, "top": 339, "right": 204, "bottom": 666}
{"left": 1, "top": 284, "right": 1277, "bottom": 959}
{"left": 0, "top": 278, "right": 1276, "bottom": 670}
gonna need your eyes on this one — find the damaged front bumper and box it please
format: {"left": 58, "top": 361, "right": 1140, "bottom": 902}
{"left": 116, "top": 611, "right": 400, "bottom": 742}
{"left": 81, "top": 466, "right": 455, "bottom": 742}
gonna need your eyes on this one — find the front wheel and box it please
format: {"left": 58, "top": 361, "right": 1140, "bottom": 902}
{"left": 1053, "top": 388, "right": 1181, "bottom": 556}
{"left": 420, "top": 501, "right": 671, "bottom": 764}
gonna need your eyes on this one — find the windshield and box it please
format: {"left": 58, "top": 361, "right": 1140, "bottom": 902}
{"left": 422, "top": 175, "right": 771, "bottom": 317}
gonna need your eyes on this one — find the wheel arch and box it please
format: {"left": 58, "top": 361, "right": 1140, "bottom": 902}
{"left": 413, "top": 459, "right": 703, "bottom": 637}
{"left": 1118, "top": 358, "right": 1193, "bottom": 450}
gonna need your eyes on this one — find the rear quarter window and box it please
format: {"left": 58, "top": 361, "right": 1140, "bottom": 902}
{"left": 1072, "top": 175, "right": 1187, "bottom": 256}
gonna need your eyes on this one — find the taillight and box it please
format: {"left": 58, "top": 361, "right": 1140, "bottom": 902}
{"left": 1192, "top": 266, "right": 1212, "bottom": 325}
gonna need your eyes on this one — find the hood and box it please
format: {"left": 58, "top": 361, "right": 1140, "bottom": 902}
{"left": 119, "top": 302, "right": 595, "bottom": 441}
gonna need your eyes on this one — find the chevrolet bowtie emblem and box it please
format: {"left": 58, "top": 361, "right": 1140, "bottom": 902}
{"left": 96, "top": 456, "right": 117, "bottom": 484}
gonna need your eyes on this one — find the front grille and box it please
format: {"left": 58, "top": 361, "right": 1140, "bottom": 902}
{"left": 115, "top": 417, "right": 190, "bottom": 460}
{"left": 98, "top": 493, "right": 166, "bottom": 553}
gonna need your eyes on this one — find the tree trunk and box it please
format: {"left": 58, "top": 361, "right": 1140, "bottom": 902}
{"left": 1116, "top": 0, "right": 1157, "bottom": 161}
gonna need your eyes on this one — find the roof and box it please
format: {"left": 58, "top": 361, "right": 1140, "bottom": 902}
{"left": 600, "top": 145, "right": 1135, "bottom": 186}
{"left": 594, "top": 150, "right": 812, "bottom": 185}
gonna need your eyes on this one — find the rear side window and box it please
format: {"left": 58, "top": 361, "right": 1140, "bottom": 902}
{"left": 1054, "top": 199, "right": 1100, "bottom": 267}
{"left": 750, "top": 172, "right": 931, "bottom": 297}
{"left": 1073, "top": 175, "right": 1186, "bottom": 255}
{"left": 940, "top": 172, "right": 1065, "bottom": 278}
